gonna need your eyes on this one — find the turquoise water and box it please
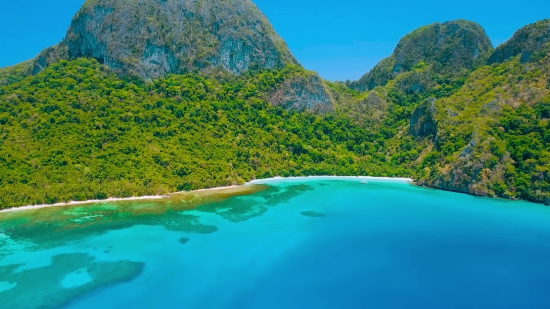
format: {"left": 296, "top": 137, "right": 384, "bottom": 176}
{"left": 1, "top": 177, "right": 550, "bottom": 309}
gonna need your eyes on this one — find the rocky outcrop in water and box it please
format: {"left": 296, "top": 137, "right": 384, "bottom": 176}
{"left": 300, "top": 211, "right": 326, "bottom": 218}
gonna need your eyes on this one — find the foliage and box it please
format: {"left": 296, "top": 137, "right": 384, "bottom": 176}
{"left": 339, "top": 30, "right": 550, "bottom": 204}
{"left": 0, "top": 61, "right": 32, "bottom": 86}
{"left": 2, "top": 18, "right": 550, "bottom": 208}
{"left": 0, "top": 59, "right": 408, "bottom": 208}
{"left": 414, "top": 52, "right": 550, "bottom": 203}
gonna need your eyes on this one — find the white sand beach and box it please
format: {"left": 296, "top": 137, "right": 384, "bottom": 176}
{"left": 248, "top": 175, "right": 413, "bottom": 184}
{"left": 0, "top": 176, "right": 413, "bottom": 213}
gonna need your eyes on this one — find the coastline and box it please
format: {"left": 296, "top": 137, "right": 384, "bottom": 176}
{"left": 249, "top": 176, "right": 413, "bottom": 184}
{"left": 0, "top": 176, "right": 412, "bottom": 214}
{"left": 0, "top": 195, "right": 166, "bottom": 214}
{"left": 0, "top": 185, "right": 243, "bottom": 214}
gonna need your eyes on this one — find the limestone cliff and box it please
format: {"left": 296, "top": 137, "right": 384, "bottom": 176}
{"left": 32, "top": 0, "right": 297, "bottom": 80}
{"left": 410, "top": 98, "right": 437, "bottom": 140}
{"left": 415, "top": 37, "right": 550, "bottom": 203}
{"left": 269, "top": 73, "right": 334, "bottom": 113}
{"left": 22, "top": 0, "right": 337, "bottom": 112}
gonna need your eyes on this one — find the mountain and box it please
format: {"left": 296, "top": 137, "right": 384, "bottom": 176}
{"left": 414, "top": 24, "right": 550, "bottom": 204}
{"left": 6, "top": 0, "right": 334, "bottom": 112}
{"left": 0, "top": 59, "right": 390, "bottom": 208}
{"left": 1, "top": 11, "right": 549, "bottom": 208}
{"left": 349, "top": 20, "right": 493, "bottom": 92}
{"left": 386, "top": 20, "right": 550, "bottom": 204}
{"left": 336, "top": 21, "right": 493, "bottom": 126}
{"left": 488, "top": 19, "right": 550, "bottom": 64}
{"left": 335, "top": 19, "right": 549, "bottom": 205}
{"left": 33, "top": 0, "right": 297, "bottom": 79}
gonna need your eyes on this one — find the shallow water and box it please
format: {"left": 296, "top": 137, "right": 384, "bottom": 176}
{"left": 1, "top": 178, "right": 550, "bottom": 309}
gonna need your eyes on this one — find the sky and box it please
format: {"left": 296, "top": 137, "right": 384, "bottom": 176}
{"left": 0, "top": 0, "right": 549, "bottom": 81}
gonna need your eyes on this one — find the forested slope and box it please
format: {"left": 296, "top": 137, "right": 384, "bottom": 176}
{"left": 345, "top": 20, "right": 550, "bottom": 205}
{"left": 413, "top": 53, "right": 550, "bottom": 203}
{"left": 1, "top": 4, "right": 549, "bottom": 207}
{"left": 0, "top": 59, "right": 407, "bottom": 208}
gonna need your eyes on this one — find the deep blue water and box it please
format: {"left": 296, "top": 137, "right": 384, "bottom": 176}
{"left": 1, "top": 177, "right": 550, "bottom": 309}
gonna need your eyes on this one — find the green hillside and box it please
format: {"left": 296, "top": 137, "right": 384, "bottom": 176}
{"left": 345, "top": 20, "right": 550, "bottom": 204}
{"left": 0, "top": 59, "right": 408, "bottom": 208}
{"left": 1, "top": 0, "right": 549, "bottom": 208}
{"left": 416, "top": 45, "right": 550, "bottom": 203}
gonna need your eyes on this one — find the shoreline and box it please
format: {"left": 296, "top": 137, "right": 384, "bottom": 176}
{"left": 249, "top": 176, "right": 413, "bottom": 184}
{"left": 0, "top": 176, "right": 412, "bottom": 214}
{"left": 0, "top": 196, "right": 166, "bottom": 214}
{"left": 0, "top": 185, "right": 244, "bottom": 214}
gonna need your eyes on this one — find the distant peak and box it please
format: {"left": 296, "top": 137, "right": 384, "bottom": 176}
{"left": 488, "top": 19, "right": 550, "bottom": 64}
{"left": 350, "top": 20, "right": 493, "bottom": 92}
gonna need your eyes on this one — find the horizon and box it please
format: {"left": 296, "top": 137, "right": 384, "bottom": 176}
{"left": 1, "top": 0, "right": 549, "bottom": 81}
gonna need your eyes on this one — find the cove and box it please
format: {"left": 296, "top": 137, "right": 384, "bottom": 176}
{"left": 1, "top": 177, "right": 549, "bottom": 309}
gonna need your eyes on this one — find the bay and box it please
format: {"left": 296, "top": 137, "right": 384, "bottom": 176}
{"left": 1, "top": 177, "right": 549, "bottom": 309}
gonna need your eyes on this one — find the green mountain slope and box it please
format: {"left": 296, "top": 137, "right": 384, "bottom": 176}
{"left": 342, "top": 19, "right": 549, "bottom": 205}
{"left": 415, "top": 43, "right": 550, "bottom": 204}
{"left": 0, "top": 61, "right": 32, "bottom": 86}
{"left": 409, "top": 20, "right": 550, "bottom": 204}
{"left": 0, "top": 59, "right": 406, "bottom": 208}
{"left": 1, "top": 10, "right": 549, "bottom": 208}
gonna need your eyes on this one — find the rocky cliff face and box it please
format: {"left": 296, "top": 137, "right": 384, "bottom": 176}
{"left": 410, "top": 98, "right": 437, "bottom": 140}
{"left": 33, "top": 0, "right": 297, "bottom": 80}
{"left": 31, "top": 44, "right": 69, "bottom": 75}
{"left": 488, "top": 19, "right": 550, "bottom": 64}
{"left": 418, "top": 135, "right": 514, "bottom": 198}
{"left": 269, "top": 73, "right": 334, "bottom": 113}
{"left": 24, "top": 0, "right": 336, "bottom": 112}
{"left": 350, "top": 20, "right": 493, "bottom": 92}
{"left": 356, "top": 91, "right": 389, "bottom": 122}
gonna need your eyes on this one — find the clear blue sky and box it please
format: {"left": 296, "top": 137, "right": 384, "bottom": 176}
{"left": 1, "top": 0, "right": 549, "bottom": 81}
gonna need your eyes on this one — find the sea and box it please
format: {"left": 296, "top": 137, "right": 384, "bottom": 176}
{"left": 1, "top": 177, "right": 550, "bottom": 309}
